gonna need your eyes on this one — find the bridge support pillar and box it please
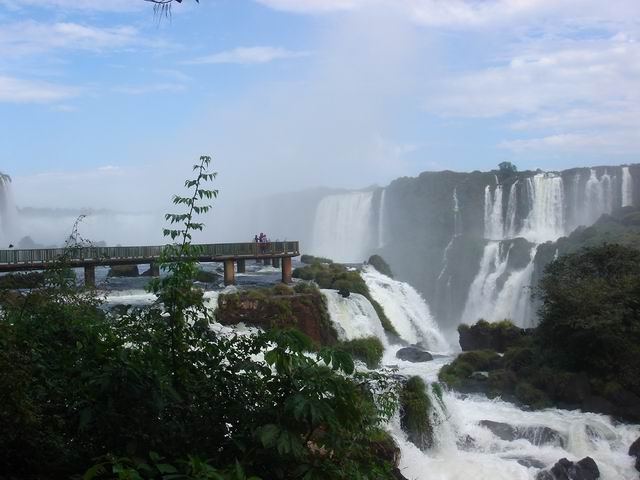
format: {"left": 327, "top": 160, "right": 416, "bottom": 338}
{"left": 237, "top": 259, "right": 246, "bottom": 273}
{"left": 281, "top": 257, "right": 292, "bottom": 284}
{"left": 223, "top": 259, "right": 236, "bottom": 285}
{"left": 272, "top": 257, "right": 280, "bottom": 268}
{"left": 149, "top": 263, "right": 160, "bottom": 277}
{"left": 84, "top": 265, "right": 96, "bottom": 288}
{"left": 263, "top": 258, "right": 270, "bottom": 266}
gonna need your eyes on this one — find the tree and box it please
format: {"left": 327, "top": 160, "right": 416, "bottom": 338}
{"left": 498, "top": 161, "right": 518, "bottom": 177}
{"left": 536, "top": 244, "right": 640, "bottom": 393}
{"left": 145, "top": 0, "right": 199, "bottom": 16}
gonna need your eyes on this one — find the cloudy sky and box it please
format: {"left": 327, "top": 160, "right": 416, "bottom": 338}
{"left": 1, "top": 0, "right": 639, "bottom": 214}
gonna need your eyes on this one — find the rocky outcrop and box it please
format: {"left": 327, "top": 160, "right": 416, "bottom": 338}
{"left": 396, "top": 346, "right": 433, "bottom": 363}
{"left": 216, "top": 289, "right": 337, "bottom": 346}
{"left": 458, "top": 320, "right": 527, "bottom": 353}
{"left": 535, "top": 457, "right": 599, "bottom": 480}
{"left": 107, "top": 265, "right": 139, "bottom": 278}
{"left": 629, "top": 437, "right": 640, "bottom": 472}
{"left": 479, "top": 420, "right": 565, "bottom": 447}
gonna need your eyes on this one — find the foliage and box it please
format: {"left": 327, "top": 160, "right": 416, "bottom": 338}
{"left": 497, "top": 161, "right": 517, "bottom": 177}
{"left": 300, "top": 254, "right": 333, "bottom": 265}
{"left": 337, "top": 336, "right": 385, "bottom": 369}
{"left": 292, "top": 262, "right": 398, "bottom": 336}
{"left": 0, "top": 156, "right": 402, "bottom": 478}
{"left": 536, "top": 244, "right": 640, "bottom": 394}
{"left": 368, "top": 255, "right": 393, "bottom": 278}
{"left": 399, "top": 376, "right": 433, "bottom": 450}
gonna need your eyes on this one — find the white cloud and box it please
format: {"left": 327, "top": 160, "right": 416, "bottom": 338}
{"left": 0, "top": 75, "right": 78, "bottom": 102}
{"left": 500, "top": 130, "right": 640, "bottom": 154}
{"left": 0, "top": 0, "right": 142, "bottom": 12}
{"left": 0, "top": 21, "right": 140, "bottom": 56}
{"left": 185, "top": 46, "right": 309, "bottom": 65}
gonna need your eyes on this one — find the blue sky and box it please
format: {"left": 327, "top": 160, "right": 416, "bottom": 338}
{"left": 1, "top": 0, "right": 639, "bottom": 211}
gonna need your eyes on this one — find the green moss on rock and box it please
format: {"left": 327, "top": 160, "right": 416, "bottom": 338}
{"left": 400, "top": 376, "right": 433, "bottom": 450}
{"left": 337, "top": 336, "right": 384, "bottom": 369}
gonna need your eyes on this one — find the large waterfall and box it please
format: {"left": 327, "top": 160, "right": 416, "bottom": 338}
{"left": 622, "top": 166, "right": 634, "bottom": 207}
{"left": 310, "top": 191, "right": 374, "bottom": 263}
{"left": 0, "top": 173, "right": 16, "bottom": 245}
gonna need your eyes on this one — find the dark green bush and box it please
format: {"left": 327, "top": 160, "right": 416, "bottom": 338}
{"left": 400, "top": 376, "right": 433, "bottom": 450}
{"left": 368, "top": 255, "right": 393, "bottom": 278}
{"left": 337, "top": 336, "right": 384, "bottom": 369}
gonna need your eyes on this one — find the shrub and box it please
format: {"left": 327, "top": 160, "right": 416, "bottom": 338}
{"left": 337, "top": 336, "right": 384, "bottom": 369}
{"left": 515, "top": 382, "right": 550, "bottom": 409}
{"left": 368, "top": 255, "right": 393, "bottom": 278}
{"left": 300, "top": 254, "right": 333, "bottom": 265}
{"left": 272, "top": 283, "right": 293, "bottom": 296}
{"left": 400, "top": 376, "right": 433, "bottom": 450}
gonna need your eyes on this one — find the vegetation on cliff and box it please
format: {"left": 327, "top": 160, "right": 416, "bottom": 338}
{"left": 440, "top": 244, "right": 640, "bottom": 421}
{"left": 293, "top": 261, "right": 398, "bottom": 336}
{"left": 0, "top": 157, "right": 403, "bottom": 480}
{"left": 368, "top": 255, "right": 393, "bottom": 278}
{"left": 337, "top": 336, "right": 385, "bottom": 369}
{"left": 399, "top": 376, "right": 433, "bottom": 450}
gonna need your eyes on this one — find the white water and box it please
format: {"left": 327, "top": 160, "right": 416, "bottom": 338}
{"left": 484, "top": 185, "right": 504, "bottom": 240}
{"left": 584, "top": 169, "right": 615, "bottom": 225}
{"left": 622, "top": 167, "right": 634, "bottom": 207}
{"left": 361, "top": 266, "right": 449, "bottom": 352}
{"left": 311, "top": 191, "right": 374, "bottom": 263}
{"left": 505, "top": 181, "right": 518, "bottom": 238}
{"left": 320, "top": 269, "right": 640, "bottom": 480}
{"left": 322, "top": 289, "right": 388, "bottom": 346}
{"left": 378, "top": 189, "right": 387, "bottom": 248}
{"left": 521, "top": 174, "right": 565, "bottom": 243}
{"left": 491, "top": 246, "right": 537, "bottom": 328}
{"left": 0, "top": 175, "right": 18, "bottom": 245}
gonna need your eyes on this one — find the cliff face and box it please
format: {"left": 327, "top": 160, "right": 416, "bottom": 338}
{"left": 253, "top": 163, "right": 640, "bottom": 333}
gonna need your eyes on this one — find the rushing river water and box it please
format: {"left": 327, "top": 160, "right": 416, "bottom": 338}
{"left": 101, "top": 264, "right": 639, "bottom": 480}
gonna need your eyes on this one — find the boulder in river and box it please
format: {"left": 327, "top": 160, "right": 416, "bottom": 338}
{"left": 535, "top": 457, "right": 599, "bottom": 480}
{"left": 479, "top": 420, "right": 565, "bottom": 447}
{"left": 629, "top": 437, "right": 640, "bottom": 472}
{"left": 396, "top": 346, "right": 433, "bottom": 363}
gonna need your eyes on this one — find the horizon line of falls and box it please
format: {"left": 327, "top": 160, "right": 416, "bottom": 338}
{"left": 321, "top": 267, "right": 639, "bottom": 480}
{"left": 463, "top": 168, "right": 633, "bottom": 328}
{"left": 310, "top": 191, "right": 374, "bottom": 263}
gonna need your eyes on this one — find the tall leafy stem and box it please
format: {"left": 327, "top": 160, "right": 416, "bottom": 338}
{"left": 147, "top": 155, "right": 218, "bottom": 386}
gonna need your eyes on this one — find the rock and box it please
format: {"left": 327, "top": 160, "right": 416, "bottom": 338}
{"left": 470, "top": 371, "right": 489, "bottom": 381}
{"left": 629, "top": 437, "right": 640, "bottom": 472}
{"left": 505, "top": 456, "right": 546, "bottom": 469}
{"left": 456, "top": 434, "right": 476, "bottom": 451}
{"left": 480, "top": 420, "right": 516, "bottom": 441}
{"left": 107, "top": 265, "right": 139, "bottom": 278}
{"left": 194, "top": 269, "right": 220, "bottom": 283}
{"left": 536, "top": 457, "right": 600, "bottom": 480}
{"left": 396, "top": 347, "right": 433, "bottom": 363}
{"left": 479, "top": 420, "right": 565, "bottom": 447}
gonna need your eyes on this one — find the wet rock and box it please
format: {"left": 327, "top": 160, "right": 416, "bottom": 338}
{"left": 629, "top": 437, "right": 640, "bottom": 472}
{"left": 107, "top": 264, "right": 139, "bottom": 278}
{"left": 535, "top": 457, "right": 600, "bottom": 480}
{"left": 396, "top": 346, "right": 433, "bottom": 363}
{"left": 479, "top": 420, "right": 564, "bottom": 447}
{"left": 505, "top": 456, "right": 546, "bottom": 469}
{"left": 456, "top": 434, "right": 476, "bottom": 451}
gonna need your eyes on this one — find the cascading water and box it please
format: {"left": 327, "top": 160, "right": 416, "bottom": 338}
{"left": 622, "top": 167, "right": 634, "bottom": 207}
{"left": 438, "top": 188, "right": 462, "bottom": 282}
{"left": 318, "top": 269, "right": 640, "bottom": 480}
{"left": 311, "top": 191, "right": 374, "bottom": 263}
{"left": 0, "top": 173, "right": 17, "bottom": 245}
{"left": 378, "top": 189, "right": 387, "bottom": 248}
{"left": 484, "top": 184, "right": 504, "bottom": 240}
{"left": 361, "top": 266, "right": 449, "bottom": 352}
{"left": 504, "top": 181, "right": 518, "bottom": 238}
{"left": 520, "top": 173, "right": 565, "bottom": 243}
{"left": 585, "top": 169, "right": 615, "bottom": 225}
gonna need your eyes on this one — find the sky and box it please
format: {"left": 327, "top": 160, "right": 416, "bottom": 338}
{"left": 1, "top": 0, "right": 639, "bottom": 218}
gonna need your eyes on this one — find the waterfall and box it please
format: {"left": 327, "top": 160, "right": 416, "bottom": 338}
{"left": 378, "top": 189, "right": 387, "bottom": 248}
{"left": 622, "top": 167, "right": 633, "bottom": 207}
{"left": 461, "top": 242, "right": 511, "bottom": 325}
{"left": 484, "top": 185, "right": 504, "bottom": 240}
{"left": 584, "top": 169, "right": 615, "bottom": 225}
{"left": 322, "top": 289, "right": 388, "bottom": 346}
{"left": 0, "top": 173, "right": 16, "bottom": 245}
{"left": 362, "top": 266, "right": 449, "bottom": 352}
{"left": 504, "top": 181, "right": 518, "bottom": 238}
{"left": 311, "top": 191, "right": 374, "bottom": 263}
{"left": 491, "top": 246, "right": 537, "bottom": 327}
{"left": 453, "top": 187, "right": 462, "bottom": 236}
{"left": 520, "top": 173, "right": 565, "bottom": 243}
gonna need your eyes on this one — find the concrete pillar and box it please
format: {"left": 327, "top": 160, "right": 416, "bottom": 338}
{"left": 223, "top": 259, "right": 235, "bottom": 285}
{"left": 263, "top": 258, "right": 271, "bottom": 266}
{"left": 272, "top": 257, "right": 280, "bottom": 268}
{"left": 237, "top": 259, "right": 246, "bottom": 273}
{"left": 84, "top": 265, "right": 96, "bottom": 288}
{"left": 281, "top": 257, "right": 292, "bottom": 284}
{"left": 149, "top": 263, "right": 160, "bottom": 277}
